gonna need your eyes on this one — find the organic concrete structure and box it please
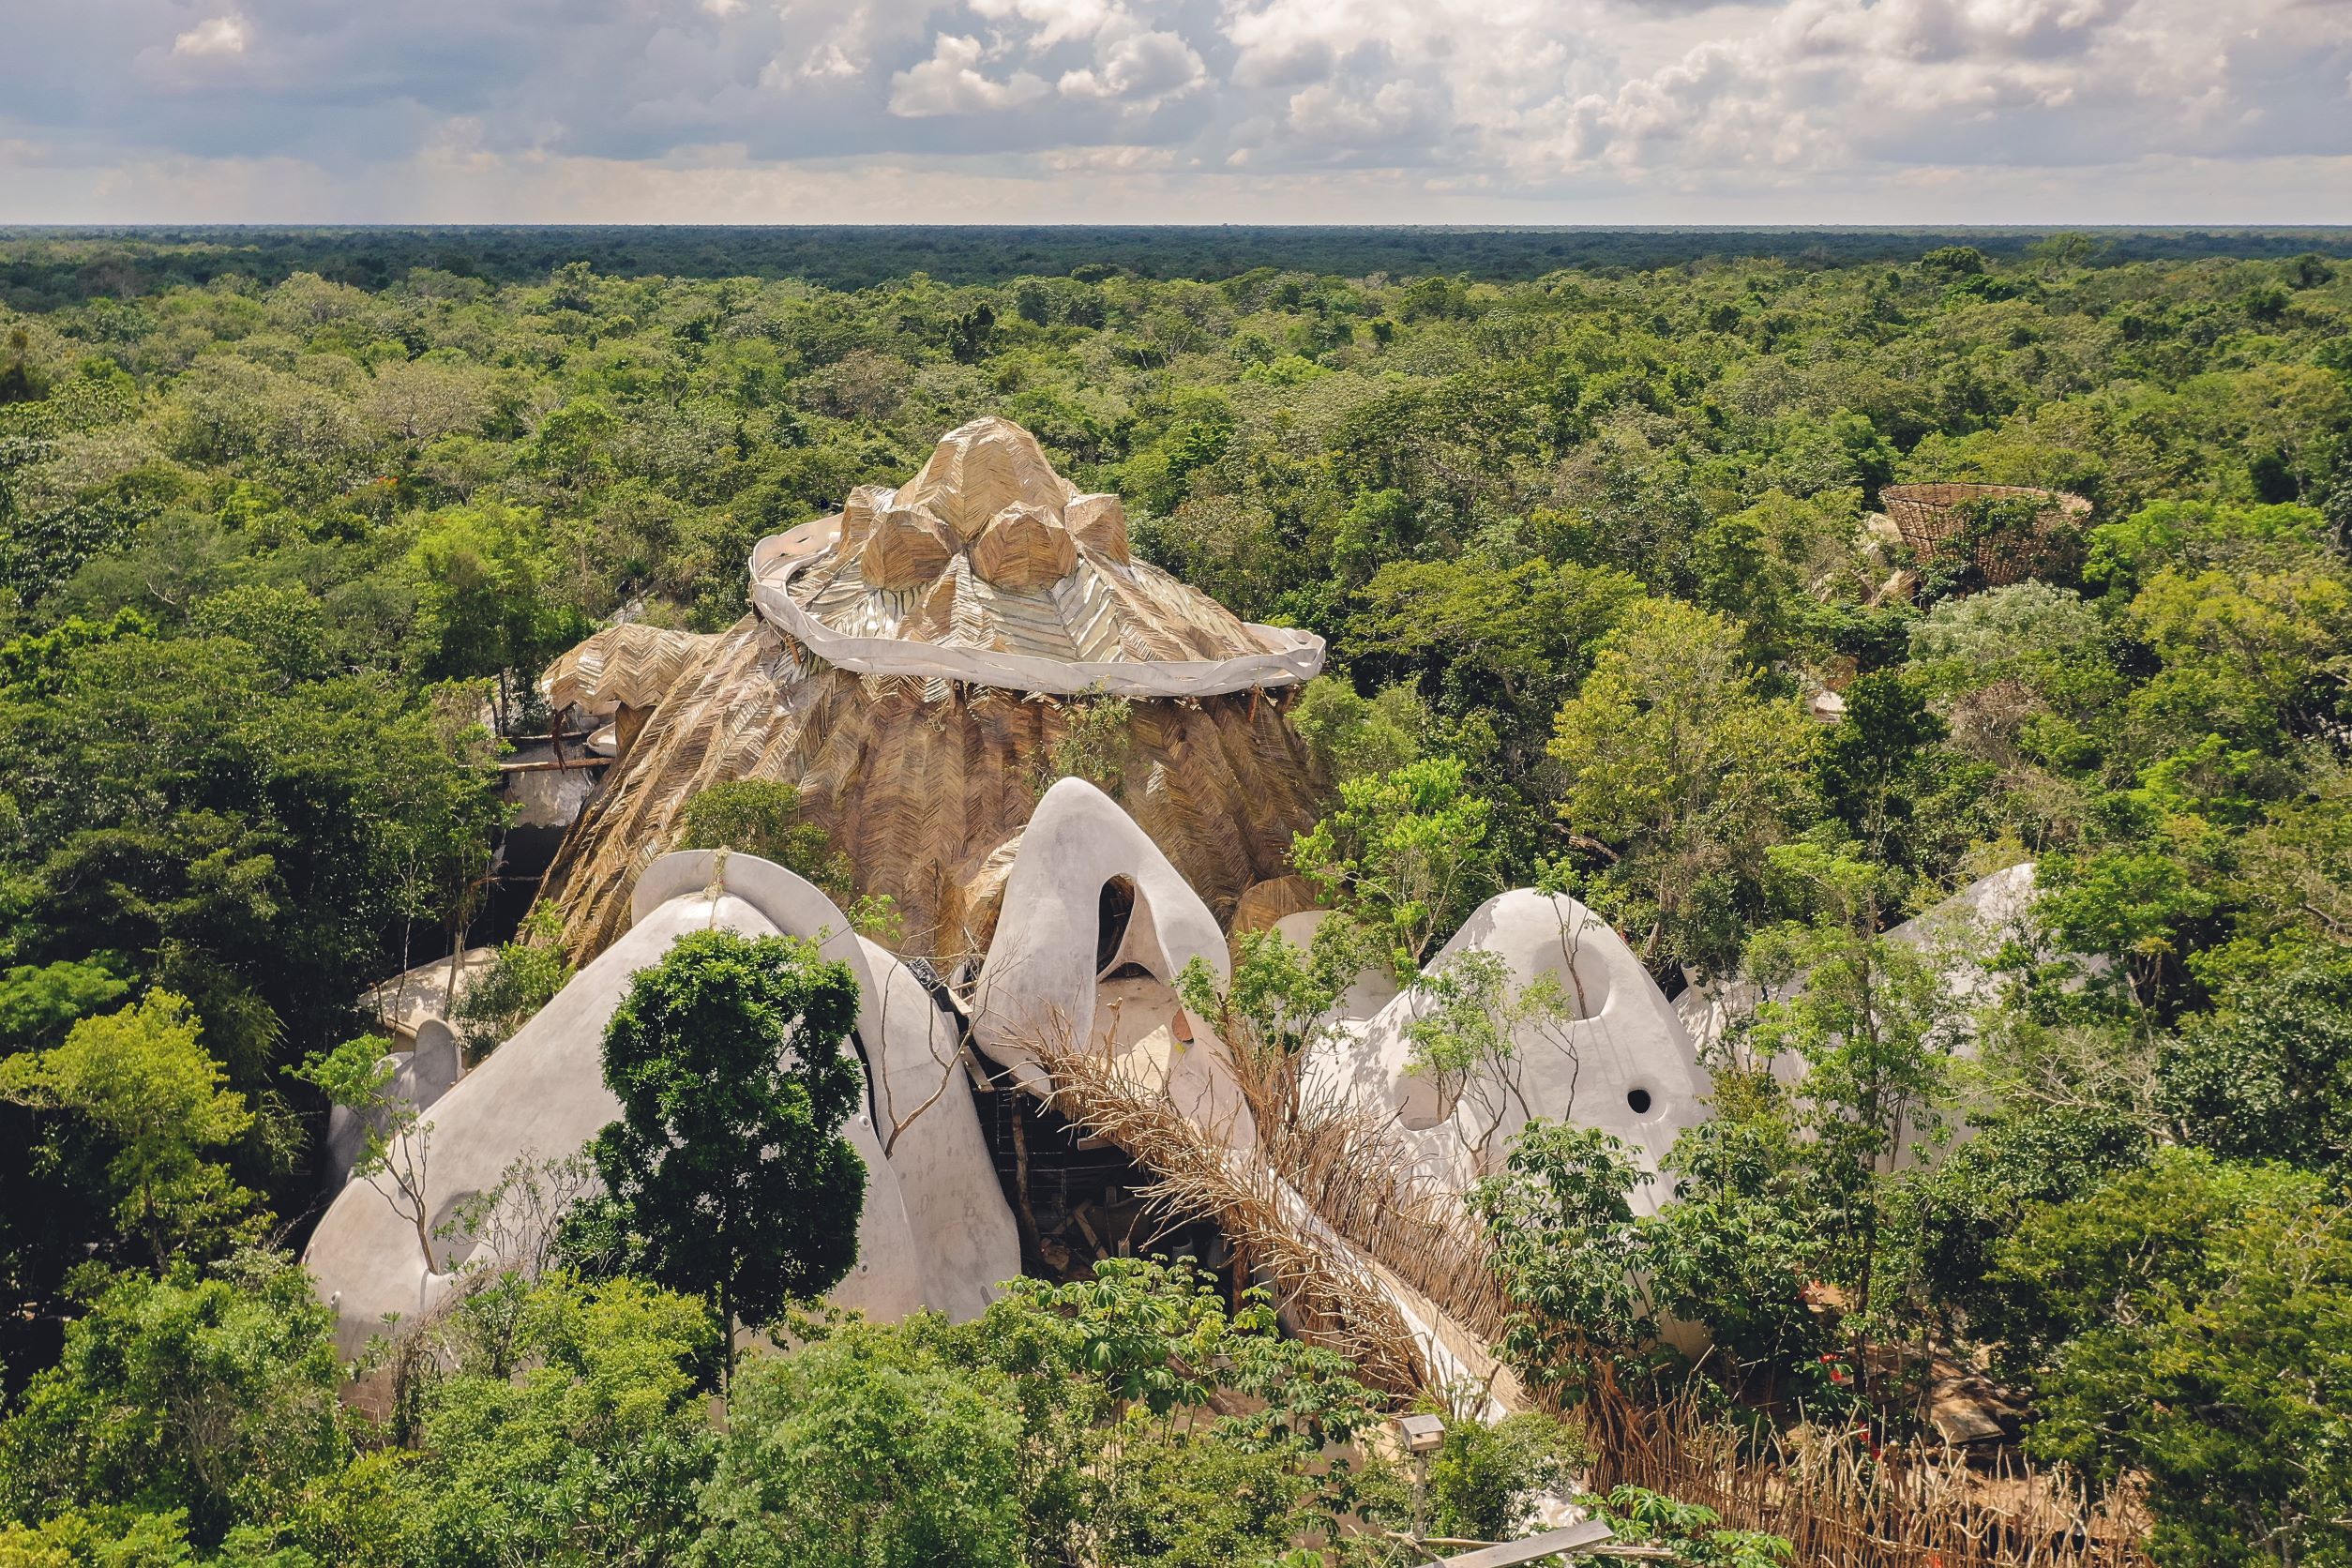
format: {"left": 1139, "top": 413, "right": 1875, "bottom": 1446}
{"left": 535, "top": 417, "right": 1328, "bottom": 968}
{"left": 309, "top": 416, "right": 1714, "bottom": 1396}
{"left": 1304, "top": 892, "right": 1710, "bottom": 1212}
{"left": 305, "top": 852, "right": 1018, "bottom": 1355}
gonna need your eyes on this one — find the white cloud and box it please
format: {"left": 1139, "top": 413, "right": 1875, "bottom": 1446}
{"left": 0, "top": 0, "right": 2342, "bottom": 219}
{"left": 172, "top": 13, "right": 249, "bottom": 56}
{"left": 888, "top": 33, "right": 1049, "bottom": 115}
{"left": 795, "top": 42, "right": 861, "bottom": 79}
{"left": 1038, "top": 142, "right": 1184, "bottom": 171}
{"left": 1058, "top": 29, "right": 1207, "bottom": 109}
{"left": 1285, "top": 79, "right": 1442, "bottom": 144}
{"left": 971, "top": 0, "right": 1121, "bottom": 50}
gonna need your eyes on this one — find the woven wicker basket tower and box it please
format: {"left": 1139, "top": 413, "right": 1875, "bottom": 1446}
{"left": 1879, "top": 482, "right": 2091, "bottom": 589}
{"left": 537, "top": 418, "right": 1330, "bottom": 965}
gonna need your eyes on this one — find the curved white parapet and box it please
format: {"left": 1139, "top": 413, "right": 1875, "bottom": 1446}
{"left": 1304, "top": 890, "right": 1711, "bottom": 1214}
{"left": 748, "top": 550, "right": 1325, "bottom": 699}
{"left": 304, "top": 854, "right": 1019, "bottom": 1356}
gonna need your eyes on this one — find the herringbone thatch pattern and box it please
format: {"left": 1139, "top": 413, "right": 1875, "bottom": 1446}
{"left": 539, "top": 618, "right": 1326, "bottom": 963}
{"left": 541, "top": 624, "right": 713, "bottom": 716}
{"left": 1881, "top": 483, "right": 2091, "bottom": 588}
{"left": 539, "top": 417, "right": 1330, "bottom": 965}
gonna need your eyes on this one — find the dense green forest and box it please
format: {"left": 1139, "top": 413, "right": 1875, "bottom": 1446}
{"left": 2, "top": 232, "right": 2350, "bottom": 1566}
{"left": 3, "top": 225, "right": 2348, "bottom": 305}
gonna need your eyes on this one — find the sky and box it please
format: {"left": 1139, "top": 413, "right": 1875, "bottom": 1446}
{"left": 2, "top": 0, "right": 2348, "bottom": 225}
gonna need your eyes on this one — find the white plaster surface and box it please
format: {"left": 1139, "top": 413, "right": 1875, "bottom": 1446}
{"left": 305, "top": 855, "right": 1018, "bottom": 1355}
{"left": 1304, "top": 891, "right": 1710, "bottom": 1214}
{"left": 969, "top": 777, "right": 1251, "bottom": 1143}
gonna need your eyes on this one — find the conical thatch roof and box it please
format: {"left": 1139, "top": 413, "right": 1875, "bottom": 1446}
{"left": 538, "top": 418, "right": 1329, "bottom": 964}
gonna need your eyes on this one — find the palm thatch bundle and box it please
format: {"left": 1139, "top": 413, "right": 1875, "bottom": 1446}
{"left": 1598, "top": 1383, "right": 2150, "bottom": 1568}
{"left": 541, "top": 623, "right": 711, "bottom": 716}
{"left": 1016, "top": 1017, "right": 1437, "bottom": 1400}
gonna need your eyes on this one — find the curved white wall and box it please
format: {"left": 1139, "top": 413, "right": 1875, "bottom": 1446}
{"left": 305, "top": 855, "right": 1018, "bottom": 1355}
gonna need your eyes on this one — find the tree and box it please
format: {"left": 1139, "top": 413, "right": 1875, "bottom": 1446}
{"left": 1470, "top": 1123, "right": 1659, "bottom": 1411}
{"left": 1288, "top": 675, "right": 1428, "bottom": 783}
{"left": 1403, "top": 948, "right": 1579, "bottom": 1171}
{"left": 696, "top": 1322, "right": 1024, "bottom": 1568}
{"left": 1291, "top": 755, "right": 1500, "bottom": 976}
{"left": 1645, "top": 1093, "right": 1831, "bottom": 1376}
{"left": 450, "top": 900, "right": 576, "bottom": 1061}
{"left": 1811, "top": 671, "right": 1951, "bottom": 874}
{"left": 390, "top": 1273, "right": 716, "bottom": 1566}
{"left": 960, "top": 1259, "right": 1396, "bottom": 1568}
{"left": 1035, "top": 692, "right": 1135, "bottom": 797}
{"left": 1990, "top": 1152, "right": 2352, "bottom": 1567}
{"left": 1176, "top": 916, "right": 1372, "bottom": 1147}
{"left": 1744, "top": 910, "right": 1965, "bottom": 1326}
{"left": 2125, "top": 563, "right": 2352, "bottom": 745}
{"left": 677, "top": 781, "right": 852, "bottom": 899}
{"left": 404, "top": 503, "right": 589, "bottom": 725}
{"left": 0, "top": 1252, "right": 353, "bottom": 1551}
{"left": 2160, "top": 956, "right": 2352, "bottom": 1171}
{"left": 581, "top": 929, "right": 867, "bottom": 1388}
{"left": 1549, "top": 599, "right": 1816, "bottom": 975}
{"left": 0, "top": 992, "right": 254, "bottom": 1268}
{"left": 290, "top": 1033, "right": 435, "bottom": 1272}
{"left": 1425, "top": 1415, "right": 1580, "bottom": 1544}
{"left": 0, "top": 628, "right": 505, "bottom": 1092}
{"left": 676, "top": 779, "right": 898, "bottom": 938}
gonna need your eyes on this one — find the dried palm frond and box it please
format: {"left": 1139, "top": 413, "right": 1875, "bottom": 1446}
{"left": 1016, "top": 1016, "right": 1434, "bottom": 1399}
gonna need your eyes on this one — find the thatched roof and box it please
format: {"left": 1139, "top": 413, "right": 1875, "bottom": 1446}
{"left": 537, "top": 418, "right": 1329, "bottom": 963}
{"left": 747, "top": 417, "right": 1321, "bottom": 698}
{"left": 541, "top": 624, "right": 713, "bottom": 716}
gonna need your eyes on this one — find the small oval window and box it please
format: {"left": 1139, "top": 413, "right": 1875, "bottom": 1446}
{"left": 1626, "top": 1088, "right": 1653, "bottom": 1116}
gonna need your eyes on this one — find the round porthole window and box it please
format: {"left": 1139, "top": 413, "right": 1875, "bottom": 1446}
{"left": 1625, "top": 1088, "right": 1653, "bottom": 1116}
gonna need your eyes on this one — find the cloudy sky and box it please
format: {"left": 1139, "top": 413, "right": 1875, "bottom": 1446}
{"left": 3, "top": 0, "right": 2348, "bottom": 224}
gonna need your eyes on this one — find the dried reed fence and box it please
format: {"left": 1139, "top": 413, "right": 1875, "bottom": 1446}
{"left": 1594, "top": 1388, "right": 2150, "bottom": 1568}
{"left": 1023, "top": 1018, "right": 2153, "bottom": 1568}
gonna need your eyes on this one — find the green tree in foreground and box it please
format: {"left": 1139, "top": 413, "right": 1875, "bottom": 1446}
{"left": 1470, "top": 1123, "right": 1660, "bottom": 1410}
{"left": 0, "top": 1252, "right": 353, "bottom": 1553}
{"left": 577, "top": 929, "right": 867, "bottom": 1388}
{"left": 0, "top": 992, "right": 255, "bottom": 1268}
{"left": 1991, "top": 1151, "right": 2352, "bottom": 1568}
{"left": 396, "top": 1273, "right": 717, "bottom": 1567}
{"left": 696, "top": 1323, "right": 1024, "bottom": 1568}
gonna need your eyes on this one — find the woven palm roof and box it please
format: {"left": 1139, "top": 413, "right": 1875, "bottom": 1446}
{"left": 536, "top": 416, "right": 1329, "bottom": 964}
{"left": 749, "top": 417, "right": 1316, "bottom": 687}
{"left": 542, "top": 623, "right": 713, "bottom": 716}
